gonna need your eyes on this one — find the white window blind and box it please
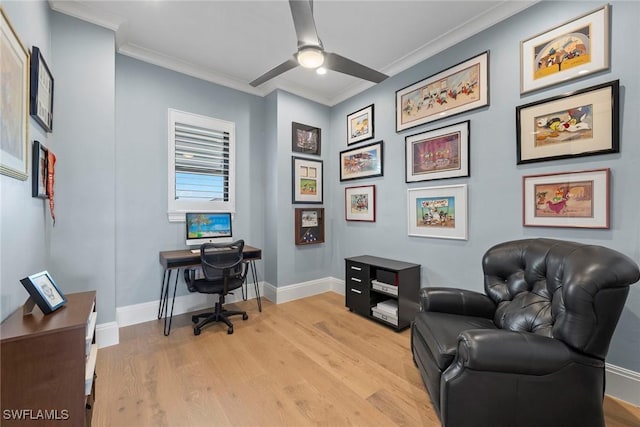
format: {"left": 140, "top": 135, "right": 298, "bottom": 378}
{"left": 168, "top": 109, "right": 235, "bottom": 221}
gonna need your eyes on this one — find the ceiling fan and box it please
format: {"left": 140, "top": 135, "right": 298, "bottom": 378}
{"left": 250, "top": 0, "right": 388, "bottom": 87}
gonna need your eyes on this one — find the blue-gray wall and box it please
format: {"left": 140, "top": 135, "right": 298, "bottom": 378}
{"left": 328, "top": 1, "right": 640, "bottom": 371}
{"left": 1, "top": 1, "right": 638, "bottom": 374}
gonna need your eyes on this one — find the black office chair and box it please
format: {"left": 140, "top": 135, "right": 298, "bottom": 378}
{"left": 184, "top": 240, "right": 249, "bottom": 335}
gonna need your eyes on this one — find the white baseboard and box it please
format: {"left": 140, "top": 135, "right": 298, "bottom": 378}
{"left": 262, "top": 276, "right": 342, "bottom": 304}
{"left": 606, "top": 363, "right": 640, "bottom": 406}
{"left": 116, "top": 282, "right": 264, "bottom": 328}
{"left": 96, "top": 321, "right": 119, "bottom": 348}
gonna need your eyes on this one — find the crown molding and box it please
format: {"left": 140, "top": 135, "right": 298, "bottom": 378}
{"left": 49, "top": 0, "right": 125, "bottom": 31}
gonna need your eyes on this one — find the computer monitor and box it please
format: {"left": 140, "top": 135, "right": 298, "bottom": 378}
{"left": 185, "top": 212, "right": 233, "bottom": 247}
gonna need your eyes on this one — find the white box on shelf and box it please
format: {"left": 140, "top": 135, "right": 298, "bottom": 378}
{"left": 376, "top": 299, "right": 398, "bottom": 315}
{"left": 371, "top": 306, "right": 399, "bottom": 326}
{"left": 371, "top": 279, "right": 398, "bottom": 296}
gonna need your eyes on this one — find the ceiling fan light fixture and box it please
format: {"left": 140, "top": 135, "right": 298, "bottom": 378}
{"left": 297, "top": 46, "right": 324, "bottom": 68}
{"left": 316, "top": 67, "right": 327, "bottom": 75}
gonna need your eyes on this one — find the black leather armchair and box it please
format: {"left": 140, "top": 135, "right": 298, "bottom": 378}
{"left": 410, "top": 239, "right": 640, "bottom": 427}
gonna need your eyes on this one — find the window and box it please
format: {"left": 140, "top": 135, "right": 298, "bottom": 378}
{"left": 168, "top": 109, "right": 235, "bottom": 221}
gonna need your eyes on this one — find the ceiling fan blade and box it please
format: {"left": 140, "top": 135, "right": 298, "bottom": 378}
{"left": 289, "top": 0, "right": 321, "bottom": 47}
{"left": 324, "top": 52, "right": 388, "bottom": 84}
{"left": 250, "top": 58, "right": 299, "bottom": 87}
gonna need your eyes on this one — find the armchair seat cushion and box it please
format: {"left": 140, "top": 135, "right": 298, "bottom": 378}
{"left": 413, "top": 311, "right": 495, "bottom": 370}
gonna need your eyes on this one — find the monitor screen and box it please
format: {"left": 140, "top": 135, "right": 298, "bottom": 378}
{"left": 185, "top": 212, "right": 233, "bottom": 246}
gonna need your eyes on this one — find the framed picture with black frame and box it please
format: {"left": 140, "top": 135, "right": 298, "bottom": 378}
{"left": 32, "top": 140, "right": 48, "bottom": 198}
{"left": 292, "top": 156, "right": 323, "bottom": 204}
{"left": 292, "top": 122, "right": 321, "bottom": 155}
{"left": 20, "top": 270, "right": 67, "bottom": 314}
{"left": 30, "top": 46, "right": 54, "bottom": 132}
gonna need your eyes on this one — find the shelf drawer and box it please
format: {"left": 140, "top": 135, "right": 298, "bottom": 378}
{"left": 346, "top": 261, "right": 370, "bottom": 282}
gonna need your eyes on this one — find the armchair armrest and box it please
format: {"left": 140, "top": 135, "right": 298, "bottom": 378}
{"left": 419, "top": 287, "right": 495, "bottom": 319}
{"left": 453, "top": 329, "right": 601, "bottom": 375}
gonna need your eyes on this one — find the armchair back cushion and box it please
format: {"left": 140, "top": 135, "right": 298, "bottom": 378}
{"left": 483, "top": 238, "right": 638, "bottom": 359}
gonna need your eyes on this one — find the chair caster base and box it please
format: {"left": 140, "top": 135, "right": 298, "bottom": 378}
{"left": 192, "top": 315, "right": 199, "bottom": 323}
{"left": 194, "top": 327, "right": 201, "bottom": 336}
{"left": 227, "top": 327, "right": 234, "bottom": 334}
{"left": 242, "top": 313, "right": 248, "bottom": 320}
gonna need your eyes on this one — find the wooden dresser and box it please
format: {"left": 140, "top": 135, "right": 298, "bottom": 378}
{"left": 1, "top": 291, "right": 98, "bottom": 426}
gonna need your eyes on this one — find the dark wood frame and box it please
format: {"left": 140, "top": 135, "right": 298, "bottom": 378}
{"left": 32, "top": 140, "right": 48, "bottom": 198}
{"left": 295, "top": 208, "right": 325, "bottom": 245}
{"left": 339, "top": 140, "right": 384, "bottom": 182}
{"left": 347, "top": 104, "right": 375, "bottom": 145}
{"left": 20, "top": 270, "right": 67, "bottom": 314}
{"left": 30, "top": 46, "right": 54, "bottom": 132}
{"left": 292, "top": 122, "right": 321, "bottom": 155}
{"left": 516, "top": 80, "right": 619, "bottom": 164}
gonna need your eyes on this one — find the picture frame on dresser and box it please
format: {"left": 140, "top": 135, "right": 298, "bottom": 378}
{"left": 516, "top": 80, "right": 619, "bottom": 164}
{"left": 20, "top": 270, "right": 67, "bottom": 314}
{"left": 520, "top": 4, "right": 610, "bottom": 94}
{"left": 522, "top": 168, "right": 610, "bottom": 229}
{"left": 30, "top": 45, "right": 54, "bottom": 132}
{"left": 396, "top": 51, "right": 488, "bottom": 132}
{"left": 0, "top": 8, "right": 30, "bottom": 180}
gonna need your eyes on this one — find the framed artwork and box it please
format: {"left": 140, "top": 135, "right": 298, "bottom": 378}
{"left": 292, "top": 122, "right": 321, "bottom": 155}
{"left": 407, "top": 184, "right": 468, "bottom": 240}
{"left": 405, "top": 120, "right": 470, "bottom": 183}
{"left": 1, "top": 8, "right": 30, "bottom": 180}
{"left": 347, "top": 104, "right": 374, "bottom": 145}
{"left": 396, "top": 51, "right": 488, "bottom": 132}
{"left": 292, "top": 156, "right": 323, "bottom": 204}
{"left": 516, "top": 80, "right": 618, "bottom": 164}
{"left": 340, "top": 141, "right": 384, "bottom": 182}
{"left": 20, "top": 270, "right": 67, "bottom": 314}
{"left": 32, "top": 140, "right": 48, "bottom": 198}
{"left": 520, "top": 5, "right": 610, "bottom": 94}
{"left": 523, "top": 168, "right": 610, "bottom": 229}
{"left": 30, "top": 46, "right": 54, "bottom": 132}
{"left": 295, "top": 208, "right": 325, "bottom": 245}
{"left": 345, "top": 185, "right": 376, "bottom": 222}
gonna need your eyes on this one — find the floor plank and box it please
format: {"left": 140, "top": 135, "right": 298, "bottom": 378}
{"left": 92, "top": 292, "right": 640, "bottom": 426}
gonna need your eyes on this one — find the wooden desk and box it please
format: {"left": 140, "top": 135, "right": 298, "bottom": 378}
{"left": 158, "top": 246, "right": 262, "bottom": 335}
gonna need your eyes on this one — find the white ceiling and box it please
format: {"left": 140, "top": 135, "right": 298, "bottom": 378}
{"left": 49, "top": 0, "right": 536, "bottom": 106}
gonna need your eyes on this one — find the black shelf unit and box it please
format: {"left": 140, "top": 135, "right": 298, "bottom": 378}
{"left": 345, "top": 255, "right": 420, "bottom": 331}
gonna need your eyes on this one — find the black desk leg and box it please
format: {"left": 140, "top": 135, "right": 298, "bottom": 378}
{"left": 250, "top": 260, "right": 262, "bottom": 312}
{"left": 158, "top": 269, "right": 169, "bottom": 319}
{"left": 163, "top": 269, "right": 180, "bottom": 336}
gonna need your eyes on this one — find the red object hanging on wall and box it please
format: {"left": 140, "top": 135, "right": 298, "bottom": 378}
{"left": 46, "top": 151, "right": 56, "bottom": 225}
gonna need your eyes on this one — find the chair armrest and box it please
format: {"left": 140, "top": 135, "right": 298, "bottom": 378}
{"left": 419, "top": 287, "right": 495, "bottom": 319}
{"left": 454, "top": 329, "right": 600, "bottom": 375}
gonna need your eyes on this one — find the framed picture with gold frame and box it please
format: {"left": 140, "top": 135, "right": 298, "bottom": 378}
{"left": 1, "top": 9, "right": 30, "bottom": 180}
{"left": 520, "top": 5, "right": 610, "bottom": 94}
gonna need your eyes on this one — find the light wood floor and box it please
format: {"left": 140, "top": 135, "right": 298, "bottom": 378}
{"left": 93, "top": 292, "right": 640, "bottom": 426}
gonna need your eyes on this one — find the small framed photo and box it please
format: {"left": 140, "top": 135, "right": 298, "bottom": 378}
{"left": 20, "top": 270, "right": 67, "bottom": 314}
{"left": 396, "top": 51, "right": 488, "bottom": 132}
{"left": 345, "top": 185, "right": 376, "bottom": 222}
{"left": 347, "top": 104, "right": 374, "bottom": 145}
{"left": 30, "top": 46, "right": 54, "bottom": 132}
{"left": 295, "top": 208, "right": 325, "bottom": 245}
{"left": 292, "top": 122, "right": 321, "bottom": 155}
{"left": 520, "top": 5, "right": 610, "bottom": 94}
{"left": 292, "top": 156, "right": 323, "bottom": 204}
{"left": 32, "top": 141, "right": 48, "bottom": 198}
{"left": 523, "top": 168, "right": 610, "bottom": 229}
{"left": 340, "top": 141, "right": 384, "bottom": 182}
{"left": 516, "top": 80, "right": 618, "bottom": 164}
{"left": 407, "top": 184, "right": 468, "bottom": 240}
{"left": 405, "top": 120, "right": 470, "bottom": 182}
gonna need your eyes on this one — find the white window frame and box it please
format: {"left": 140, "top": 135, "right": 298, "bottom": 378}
{"left": 167, "top": 108, "right": 236, "bottom": 222}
